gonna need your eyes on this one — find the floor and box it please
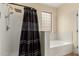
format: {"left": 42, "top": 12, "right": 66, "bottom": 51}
{"left": 65, "top": 53, "right": 78, "bottom": 56}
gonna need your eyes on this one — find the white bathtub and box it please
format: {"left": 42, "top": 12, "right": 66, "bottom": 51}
{"left": 44, "top": 32, "right": 73, "bottom": 56}
{"left": 50, "top": 40, "right": 72, "bottom": 48}
{"left": 48, "top": 40, "right": 73, "bottom": 56}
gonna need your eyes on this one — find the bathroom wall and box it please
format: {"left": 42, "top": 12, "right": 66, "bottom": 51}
{"left": 17, "top": 3, "right": 79, "bottom": 55}
{"left": 57, "top": 3, "right": 79, "bottom": 50}
{"left": 13, "top": 3, "right": 79, "bottom": 55}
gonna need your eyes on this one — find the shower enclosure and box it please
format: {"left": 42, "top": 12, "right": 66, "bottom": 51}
{"left": 0, "top": 3, "right": 24, "bottom": 56}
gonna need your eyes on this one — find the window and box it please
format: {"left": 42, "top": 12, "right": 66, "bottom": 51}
{"left": 42, "top": 11, "right": 52, "bottom": 31}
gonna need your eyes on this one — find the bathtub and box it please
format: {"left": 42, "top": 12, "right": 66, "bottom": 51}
{"left": 44, "top": 32, "right": 73, "bottom": 56}
{"left": 48, "top": 40, "right": 73, "bottom": 56}
{"left": 50, "top": 40, "right": 72, "bottom": 48}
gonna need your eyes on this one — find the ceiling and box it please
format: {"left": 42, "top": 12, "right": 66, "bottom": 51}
{"left": 42, "top": 3, "right": 64, "bottom": 7}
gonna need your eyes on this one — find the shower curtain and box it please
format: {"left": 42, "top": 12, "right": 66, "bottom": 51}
{"left": 19, "top": 7, "right": 41, "bottom": 56}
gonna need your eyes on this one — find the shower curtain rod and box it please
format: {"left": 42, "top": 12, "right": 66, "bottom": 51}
{"left": 9, "top": 3, "right": 35, "bottom": 9}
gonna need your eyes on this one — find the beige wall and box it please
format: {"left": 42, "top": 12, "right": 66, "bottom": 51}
{"left": 57, "top": 3, "right": 79, "bottom": 47}
{"left": 16, "top": 3, "right": 79, "bottom": 53}
{"left": 18, "top": 3, "right": 79, "bottom": 49}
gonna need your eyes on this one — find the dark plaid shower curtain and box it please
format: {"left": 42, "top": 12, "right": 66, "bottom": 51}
{"left": 19, "top": 7, "right": 41, "bottom": 56}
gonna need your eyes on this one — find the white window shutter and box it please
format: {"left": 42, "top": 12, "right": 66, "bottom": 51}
{"left": 42, "top": 12, "right": 52, "bottom": 31}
